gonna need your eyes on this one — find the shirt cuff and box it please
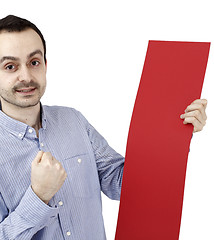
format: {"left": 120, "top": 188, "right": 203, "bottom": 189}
{"left": 15, "top": 186, "right": 59, "bottom": 226}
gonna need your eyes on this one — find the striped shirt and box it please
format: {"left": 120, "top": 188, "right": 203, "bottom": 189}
{"left": 0, "top": 103, "right": 124, "bottom": 240}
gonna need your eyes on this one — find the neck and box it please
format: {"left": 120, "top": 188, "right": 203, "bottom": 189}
{"left": 0, "top": 100, "right": 41, "bottom": 134}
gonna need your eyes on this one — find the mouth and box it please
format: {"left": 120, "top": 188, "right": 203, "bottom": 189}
{"left": 15, "top": 87, "right": 36, "bottom": 95}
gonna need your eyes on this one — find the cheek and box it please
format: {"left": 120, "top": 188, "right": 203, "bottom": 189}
{"left": 0, "top": 71, "right": 16, "bottom": 83}
{"left": 37, "top": 71, "right": 47, "bottom": 90}
{"left": 0, "top": 78, "right": 13, "bottom": 90}
{"left": 32, "top": 69, "right": 46, "bottom": 82}
{"left": 39, "top": 73, "right": 46, "bottom": 85}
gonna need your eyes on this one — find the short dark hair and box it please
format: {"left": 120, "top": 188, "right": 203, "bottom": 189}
{"left": 0, "top": 15, "right": 46, "bottom": 63}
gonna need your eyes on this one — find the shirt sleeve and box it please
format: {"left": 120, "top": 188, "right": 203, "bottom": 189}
{"left": 0, "top": 186, "right": 59, "bottom": 239}
{"left": 73, "top": 109, "right": 125, "bottom": 201}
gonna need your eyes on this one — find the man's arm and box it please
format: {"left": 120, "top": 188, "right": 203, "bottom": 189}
{"left": 0, "top": 186, "right": 58, "bottom": 239}
{"left": 74, "top": 110, "right": 125, "bottom": 200}
{"left": 88, "top": 122, "right": 124, "bottom": 200}
{"left": 0, "top": 151, "right": 67, "bottom": 239}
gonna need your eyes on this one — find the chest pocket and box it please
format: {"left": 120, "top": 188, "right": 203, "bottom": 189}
{"left": 62, "top": 154, "right": 99, "bottom": 198}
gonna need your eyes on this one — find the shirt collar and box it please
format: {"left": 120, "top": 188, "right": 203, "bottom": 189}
{"left": 0, "top": 101, "right": 47, "bottom": 139}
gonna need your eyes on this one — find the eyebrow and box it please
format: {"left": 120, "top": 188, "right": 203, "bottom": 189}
{"left": 0, "top": 49, "right": 43, "bottom": 64}
{"left": 0, "top": 56, "right": 19, "bottom": 64}
{"left": 27, "top": 49, "right": 43, "bottom": 59}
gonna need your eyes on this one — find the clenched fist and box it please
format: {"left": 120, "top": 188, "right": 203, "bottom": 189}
{"left": 31, "top": 151, "right": 67, "bottom": 204}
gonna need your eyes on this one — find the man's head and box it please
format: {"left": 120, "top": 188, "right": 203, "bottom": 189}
{"left": 0, "top": 15, "right": 47, "bottom": 109}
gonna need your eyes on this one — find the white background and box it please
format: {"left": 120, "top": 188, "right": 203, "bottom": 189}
{"left": 1, "top": 1, "right": 214, "bottom": 239}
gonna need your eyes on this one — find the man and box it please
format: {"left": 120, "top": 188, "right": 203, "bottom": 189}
{"left": 0, "top": 15, "right": 207, "bottom": 240}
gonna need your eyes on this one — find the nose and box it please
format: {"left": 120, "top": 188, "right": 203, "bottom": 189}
{"left": 17, "top": 66, "right": 32, "bottom": 82}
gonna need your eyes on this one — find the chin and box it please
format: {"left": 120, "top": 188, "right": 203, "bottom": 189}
{"left": 16, "top": 100, "right": 41, "bottom": 108}
{"left": 3, "top": 98, "right": 40, "bottom": 109}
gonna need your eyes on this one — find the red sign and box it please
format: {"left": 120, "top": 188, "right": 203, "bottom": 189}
{"left": 115, "top": 40, "right": 210, "bottom": 240}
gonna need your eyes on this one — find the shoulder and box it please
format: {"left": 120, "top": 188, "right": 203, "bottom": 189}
{"left": 42, "top": 104, "right": 89, "bottom": 126}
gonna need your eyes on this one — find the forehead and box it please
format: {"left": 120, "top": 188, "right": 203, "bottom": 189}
{"left": 0, "top": 29, "right": 44, "bottom": 59}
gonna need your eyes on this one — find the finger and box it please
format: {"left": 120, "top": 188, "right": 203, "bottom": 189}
{"left": 41, "top": 152, "right": 53, "bottom": 163}
{"left": 185, "top": 103, "right": 203, "bottom": 113}
{"left": 185, "top": 99, "right": 207, "bottom": 112}
{"left": 191, "top": 99, "right": 208, "bottom": 108}
{"left": 180, "top": 110, "right": 205, "bottom": 125}
{"left": 51, "top": 155, "right": 59, "bottom": 164}
{"left": 33, "top": 151, "right": 44, "bottom": 164}
{"left": 184, "top": 103, "right": 207, "bottom": 120}
{"left": 54, "top": 161, "right": 62, "bottom": 170}
{"left": 183, "top": 116, "right": 203, "bottom": 132}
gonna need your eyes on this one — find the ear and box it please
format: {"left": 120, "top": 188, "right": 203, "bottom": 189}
{"left": 45, "top": 60, "right": 47, "bottom": 73}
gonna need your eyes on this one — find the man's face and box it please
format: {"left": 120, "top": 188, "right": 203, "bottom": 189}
{"left": 0, "top": 28, "right": 47, "bottom": 109}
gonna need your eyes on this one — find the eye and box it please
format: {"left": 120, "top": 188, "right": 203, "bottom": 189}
{"left": 5, "top": 64, "right": 17, "bottom": 71}
{"left": 31, "top": 60, "right": 40, "bottom": 66}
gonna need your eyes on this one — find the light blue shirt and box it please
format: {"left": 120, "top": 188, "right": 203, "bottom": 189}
{"left": 0, "top": 103, "right": 124, "bottom": 240}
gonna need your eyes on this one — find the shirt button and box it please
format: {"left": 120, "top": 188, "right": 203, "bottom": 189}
{"left": 28, "top": 128, "right": 33, "bottom": 133}
{"left": 18, "top": 133, "right": 23, "bottom": 138}
{"left": 66, "top": 231, "right": 71, "bottom": 236}
{"left": 58, "top": 201, "right": 63, "bottom": 206}
{"left": 77, "top": 158, "right": 82, "bottom": 163}
{"left": 40, "top": 143, "right": 44, "bottom": 147}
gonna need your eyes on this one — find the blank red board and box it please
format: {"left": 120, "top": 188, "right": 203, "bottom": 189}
{"left": 115, "top": 40, "right": 210, "bottom": 240}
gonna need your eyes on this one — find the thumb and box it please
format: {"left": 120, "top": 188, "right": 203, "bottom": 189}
{"left": 33, "top": 151, "right": 44, "bottom": 164}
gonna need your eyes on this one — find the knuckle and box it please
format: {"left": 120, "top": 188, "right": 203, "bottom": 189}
{"left": 44, "top": 152, "right": 52, "bottom": 158}
{"left": 204, "top": 99, "right": 208, "bottom": 104}
{"left": 55, "top": 162, "right": 62, "bottom": 170}
{"left": 195, "top": 110, "right": 200, "bottom": 117}
{"left": 44, "top": 161, "right": 51, "bottom": 168}
{"left": 192, "top": 118, "right": 197, "bottom": 124}
{"left": 198, "top": 104, "right": 203, "bottom": 111}
{"left": 186, "top": 117, "right": 192, "bottom": 123}
{"left": 61, "top": 166, "right": 66, "bottom": 173}
{"left": 197, "top": 126, "right": 202, "bottom": 132}
{"left": 61, "top": 167, "right": 66, "bottom": 175}
{"left": 185, "top": 106, "right": 190, "bottom": 112}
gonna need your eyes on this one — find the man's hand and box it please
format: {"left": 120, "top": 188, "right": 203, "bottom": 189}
{"left": 31, "top": 151, "right": 67, "bottom": 204}
{"left": 180, "top": 99, "right": 207, "bottom": 133}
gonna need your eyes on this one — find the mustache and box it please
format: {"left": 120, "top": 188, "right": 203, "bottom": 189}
{"left": 13, "top": 82, "right": 40, "bottom": 91}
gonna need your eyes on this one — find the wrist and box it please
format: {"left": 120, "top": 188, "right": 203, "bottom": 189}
{"left": 31, "top": 185, "right": 50, "bottom": 204}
